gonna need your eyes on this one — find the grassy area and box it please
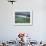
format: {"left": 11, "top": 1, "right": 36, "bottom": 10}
{"left": 15, "top": 17, "right": 30, "bottom": 23}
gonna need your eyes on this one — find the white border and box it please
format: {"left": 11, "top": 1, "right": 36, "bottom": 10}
{"left": 14, "top": 10, "right": 33, "bottom": 26}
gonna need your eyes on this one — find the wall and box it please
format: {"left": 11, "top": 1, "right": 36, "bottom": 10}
{"left": 0, "top": 0, "right": 46, "bottom": 42}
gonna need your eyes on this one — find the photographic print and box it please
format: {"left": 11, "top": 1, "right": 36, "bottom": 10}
{"left": 15, "top": 10, "right": 32, "bottom": 25}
